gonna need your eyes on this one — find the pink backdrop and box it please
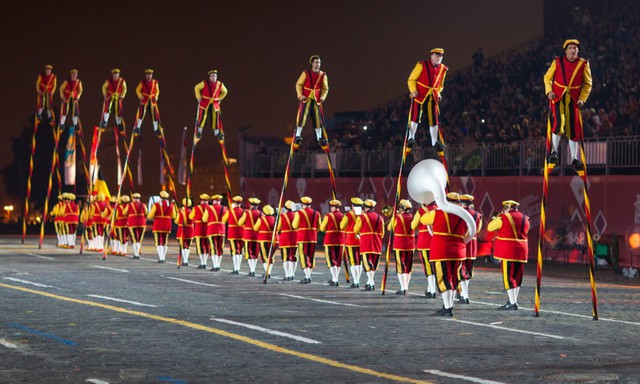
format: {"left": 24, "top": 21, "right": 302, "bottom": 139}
{"left": 240, "top": 175, "right": 640, "bottom": 267}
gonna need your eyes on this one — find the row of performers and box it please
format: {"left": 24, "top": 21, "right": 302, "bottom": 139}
{"left": 55, "top": 190, "right": 530, "bottom": 317}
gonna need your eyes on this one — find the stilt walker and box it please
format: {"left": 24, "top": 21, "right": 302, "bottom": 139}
{"left": 38, "top": 122, "right": 63, "bottom": 249}
{"left": 537, "top": 38, "right": 598, "bottom": 319}
{"left": 25, "top": 65, "right": 57, "bottom": 243}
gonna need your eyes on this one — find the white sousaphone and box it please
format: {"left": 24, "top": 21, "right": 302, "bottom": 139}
{"left": 407, "top": 159, "right": 476, "bottom": 243}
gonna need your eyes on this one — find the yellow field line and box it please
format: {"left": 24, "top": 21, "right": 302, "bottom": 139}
{"left": 0, "top": 283, "right": 431, "bottom": 384}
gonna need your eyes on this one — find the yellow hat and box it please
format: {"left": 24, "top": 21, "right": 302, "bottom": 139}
{"left": 199, "top": 193, "right": 210, "bottom": 201}
{"left": 120, "top": 195, "right": 130, "bottom": 203}
{"left": 460, "top": 194, "right": 474, "bottom": 202}
{"left": 109, "top": 196, "right": 117, "bottom": 203}
{"left": 364, "top": 199, "right": 377, "bottom": 208}
{"left": 329, "top": 199, "right": 342, "bottom": 207}
{"left": 57, "top": 194, "right": 63, "bottom": 200}
{"left": 430, "top": 48, "right": 445, "bottom": 55}
{"left": 262, "top": 205, "right": 275, "bottom": 215}
{"left": 446, "top": 192, "right": 461, "bottom": 202}
{"left": 211, "top": 194, "right": 222, "bottom": 200}
{"left": 309, "top": 55, "right": 321, "bottom": 64}
{"left": 69, "top": 69, "right": 79, "bottom": 74}
{"left": 96, "top": 192, "right": 105, "bottom": 201}
{"left": 67, "top": 193, "right": 76, "bottom": 201}
{"left": 132, "top": 193, "right": 141, "bottom": 199}
{"left": 284, "top": 200, "right": 294, "bottom": 209}
{"left": 159, "top": 190, "right": 170, "bottom": 199}
{"left": 182, "top": 197, "right": 193, "bottom": 207}
{"left": 111, "top": 68, "right": 121, "bottom": 74}
{"left": 301, "top": 196, "right": 312, "bottom": 204}
{"left": 144, "top": 68, "right": 154, "bottom": 74}
{"left": 399, "top": 199, "right": 412, "bottom": 209}
{"left": 350, "top": 197, "right": 364, "bottom": 206}
{"left": 502, "top": 200, "right": 519, "bottom": 207}
{"left": 45, "top": 65, "right": 53, "bottom": 70}
{"left": 563, "top": 39, "right": 580, "bottom": 49}
{"left": 208, "top": 69, "right": 218, "bottom": 75}
{"left": 232, "top": 195, "right": 243, "bottom": 203}
{"left": 248, "top": 197, "right": 261, "bottom": 205}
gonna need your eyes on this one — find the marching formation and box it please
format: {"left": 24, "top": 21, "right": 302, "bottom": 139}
{"left": 28, "top": 38, "right": 597, "bottom": 317}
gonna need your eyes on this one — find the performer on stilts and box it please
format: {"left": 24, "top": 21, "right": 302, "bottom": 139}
{"left": 354, "top": 199, "right": 384, "bottom": 291}
{"left": 190, "top": 193, "right": 211, "bottom": 269}
{"left": 194, "top": 70, "right": 228, "bottom": 141}
{"left": 320, "top": 199, "right": 345, "bottom": 287}
{"left": 278, "top": 201, "right": 298, "bottom": 281}
{"left": 147, "top": 190, "right": 176, "bottom": 263}
{"left": 293, "top": 196, "right": 320, "bottom": 284}
{"left": 254, "top": 205, "right": 277, "bottom": 278}
{"left": 175, "top": 198, "right": 194, "bottom": 266}
{"left": 341, "top": 197, "right": 364, "bottom": 288}
{"left": 59, "top": 69, "right": 83, "bottom": 130}
{"left": 544, "top": 39, "right": 592, "bottom": 170}
{"left": 294, "top": 55, "right": 329, "bottom": 149}
{"left": 458, "top": 194, "right": 482, "bottom": 304}
{"left": 407, "top": 48, "right": 448, "bottom": 152}
{"left": 204, "top": 194, "right": 228, "bottom": 271}
{"left": 226, "top": 196, "right": 245, "bottom": 274}
{"left": 99, "top": 68, "right": 127, "bottom": 131}
{"left": 388, "top": 199, "right": 415, "bottom": 295}
{"left": 420, "top": 192, "right": 469, "bottom": 317}
{"left": 412, "top": 201, "right": 438, "bottom": 298}
{"left": 36, "top": 65, "right": 57, "bottom": 121}
{"left": 133, "top": 69, "right": 162, "bottom": 137}
{"left": 487, "top": 200, "right": 530, "bottom": 310}
{"left": 238, "top": 197, "right": 261, "bottom": 276}
{"left": 125, "top": 193, "right": 147, "bottom": 259}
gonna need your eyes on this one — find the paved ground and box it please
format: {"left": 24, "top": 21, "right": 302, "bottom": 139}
{"left": 1, "top": 236, "right": 639, "bottom": 384}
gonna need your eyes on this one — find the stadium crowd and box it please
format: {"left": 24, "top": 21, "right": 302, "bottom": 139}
{"left": 326, "top": 3, "right": 640, "bottom": 151}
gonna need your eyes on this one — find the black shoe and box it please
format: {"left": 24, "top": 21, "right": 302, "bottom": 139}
{"left": 99, "top": 121, "right": 107, "bottom": 129}
{"left": 133, "top": 126, "right": 141, "bottom": 135}
{"left": 196, "top": 128, "right": 203, "bottom": 139}
{"left": 365, "top": 285, "right": 375, "bottom": 291}
{"left": 117, "top": 123, "right": 125, "bottom": 133}
{"left": 216, "top": 132, "right": 225, "bottom": 141}
{"left": 434, "top": 142, "right": 446, "bottom": 152}
{"left": 459, "top": 298, "right": 470, "bottom": 304}
{"left": 350, "top": 283, "right": 358, "bottom": 288}
{"left": 548, "top": 151, "right": 559, "bottom": 164}
{"left": 334, "top": 282, "right": 339, "bottom": 287}
{"left": 155, "top": 128, "right": 163, "bottom": 138}
{"left": 300, "top": 278, "right": 311, "bottom": 284}
{"left": 294, "top": 136, "right": 302, "bottom": 145}
{"left": 329, "top": 280, "right": 336, "bottom": 286}
{"left": 498, "top": 301, "right": 518, "bottom": 310}
{"left": 231, "top": 270, "right": 238, "bottom": 274}
{"left": 283, "top": 276, "right": 290, "bottom": 281}
{"left": 395, "top": 289, "right": 406, "bottom": 295}
{"left": 317, "top": 137, "right": 328, "bottom": 147}
{"left": 248, "top": 272, "right": 255, "bottom": 277}
{"left": 572, "top": 158, "right": 584, "bottom": 171}
{"left": 157, "top": 260, "right": 163, "bottom": 263}
{"left": 211, "top": 268, "right": 216, "bottom": 271}
{"left": 435, "top": 306, "right": 453, "bottom": 317}
{"left": 407, "top": 138, "right": 415, "bottom": 149}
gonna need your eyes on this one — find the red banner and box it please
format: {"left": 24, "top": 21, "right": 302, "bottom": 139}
{"left": 241, "top": 175, "right": 640, "bottom": 267}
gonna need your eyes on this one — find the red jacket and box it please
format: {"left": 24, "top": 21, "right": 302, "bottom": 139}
{"left": 151, "top": 200, "right": 173, "bottom": 233}
{"left": 227, "top": 206, "right": 244, "bottom": 240}
{"left": 359, "top": 212, "right": 383, "bottom": 255}
{"left": 392, "top": 213, "right": 415, "bottom": 251}
{"left": 296, "top": 208, "right": 320, "bottom": 243}
{"left": 278, "top": 211, "right": 297, "bottom": 248}
{"left": 322, "top": 211, "right": 344, "bottom": 246}
{"left": 429, "top": 210, "right": 468, "bottom": 261}
{"left": 126, "top": 201, "right": 147, "bottom": 228}
{"left": 492, "top": 211, "right": 529, "bottom": 262}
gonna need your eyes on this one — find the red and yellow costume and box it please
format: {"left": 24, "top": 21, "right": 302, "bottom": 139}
{"left": 354, "top": 209, "right": 384, "bottom": 271}
{"left": 340, "top": 207, "right": 362, "bottom": 267}
{"left": 36, "top": 66, "right": 57, "bottom": 117}
{"left": 101, "top": 70, "right": 127, "bottom": 129}
{"left": 460, "top": 205, "right": 482, "bottom": 281}
{"left": 134, "top": 70, "right": 161, "bottom": 132}
{"left": 277, "top": 202, "right": 298, "bottom": 262}
{"left": 407, "top": 56, "right": 448, "bottom": 125}
{"left": 488, "top": 206, "right": 530, "bottom": 290}
{"left": 295, "top": 64, "right": 329, "bottom": 130}
{"left": 176, "top": 205, "right": 194, "bottom": 248}
{"left": 389, "top": 212, "right": 415, "bottom": 274}
{"left": 293, "top": 203, "right": 320, "bottom": 270}
{"left": 194, "top": 72, "right": 228, "bottom": 132}
{"left": 413, "top": 203, "right": 436, "bottom": 277}
{"left": 239, "top": 204, "right": 261, "bottom": 260}
{"left": 125, "top": 195, "right": 147, "bottom": 258}
{"left": 320, "top": 208, "right": 345, "bottom": 268}
{"left": 148, "top": 195, "right": 175, "bottom": 245}
{"left": 190, "top": 198, "right": 211, "bottom": 258}
{"left": 227, "top": 198, "right": 245, "bottom": 256}
{"left": 254, "top": 207, "right": 278, "bottom": 265}
{"left": 204, "top": 199, "right": 229, "bottom": 258}
{"left": 59, "top": 72, "right": 83, "bottom": 120}
{"left": 544, "top": 45, "right": 592, "bottom": 141}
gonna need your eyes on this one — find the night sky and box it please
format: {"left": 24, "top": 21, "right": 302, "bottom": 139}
{"left": 0, "top": 0, "right": 543, "bottom": 201}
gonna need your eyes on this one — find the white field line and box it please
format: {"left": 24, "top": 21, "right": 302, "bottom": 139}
{"left": 86, "top": 294, "right": 158, "bottom": 308}
{"left": 211, "top": 318, "right": 322, "bottom": 344}
{"left": 279, "top": 293, "right": 362, "bottom": 307}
